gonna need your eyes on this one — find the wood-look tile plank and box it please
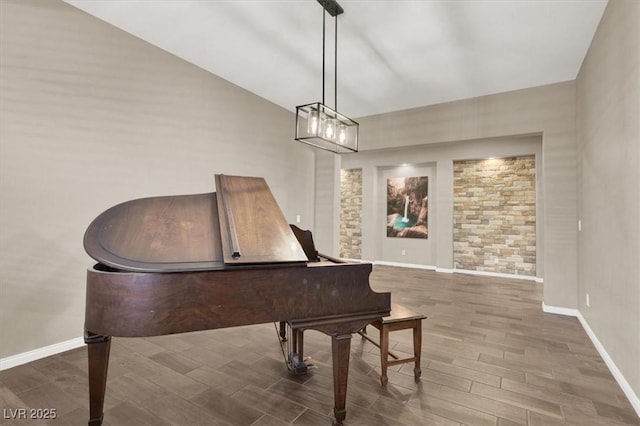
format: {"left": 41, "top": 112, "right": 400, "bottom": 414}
{"left": 471, "top": 381, "right": 563, "bottom": 419}
{"left": 406, "top": 393, "right": 498, "bottom": 426}
{"left": 177, "top": 344, "right": 232, "bottom": 369}
{"left": 186, "top": 364, "right": 248, "bottom": 396}
{"left": 29, "top": 355, "right": 86, "bottom": 386}
{"left": 231, "top": 384, "right": 306, "bottom": 423}
{"left": 427, "top": 359, "right": 502, "bottom": 387}
{"left": 452, "top": 357, "right": 527, "bottom": 383}
{"left": 268, "top": 378, "right": 334, "bottom": 417}
{"left": 437, "top": 385, "right": 527, "bottom": 424}
{"left": 46, "top": 407, "right": 91, "bottom": 426}
{"left": 404, "top": 405, "right": 464, "bottom": 426}
{"left": 0, "top": 365, "right": 44, "bottom": 395}
{"left": 137, "top": 393, "right": 223, "bottom": 426}
{"left": 10, "top": 381, "right": 78, "bottom": 419}
{"left": 593, "top": 401, "right": 640, "bottom": 425}
{"left": 149, "top": 350, "right": 202, "bottom": 375}
{"left": 525, "top": 371, "right": 625, "bottom": 407}
{"left": 498, "top": 418, "right": 526, "bottom": 426}
{"left": 527, "top": 411, "right": 575, "bottom": 426}
{"left": 252, "top": 413, "right": 291, "bottom": 426}
{"left": 366, "top": 393, "right": 435, "bottom": 426}
{"left": 0, "top": 385, "right": 31, "bottom": 426}
{"left": 106, "top": 372, "right": 167, "bottom": 406}
{"left": 478, "top": 353, "right": 554, "bottom": 378}
{"left": 500, "top": 377, "right": 596, "bottom": 408}
{"left": 217, "top": 359, "right": 284, "bottom": 390}
{"left": 338, "top": 402, "right": 406, "bottom": 426}
{"left": 113, "top": 336, "right": 165, "bottom": 357}
{"left": 551, "top": 367, "right": 628, "bottom": 396}
{"left": 104, "top": 348, "right": 170, "bottom": 380}
{"left": 103, "top": 401, "right": 172, "bottom": 426}
{"left": 303, "top": 366, "right": 379, "bottom": 409}
{"left": 144, "top": 333, "right": 195, "bottom": 353}
{"left": 190, "top": 387, "right": 264, "bottom": 426}
{"left": 146, "top": 363, "right": 210, "bottom": 399}
{"left": 291, "top": 408, "right": 333, "bottom": 426}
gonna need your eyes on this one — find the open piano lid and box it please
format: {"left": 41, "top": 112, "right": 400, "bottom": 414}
{"left": 83, "top": 175, "right": 308, "bottom": 272}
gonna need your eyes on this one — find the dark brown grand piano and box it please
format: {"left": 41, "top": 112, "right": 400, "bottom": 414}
{"left": 83, "top": 174, "right": 390, "bottom": 425}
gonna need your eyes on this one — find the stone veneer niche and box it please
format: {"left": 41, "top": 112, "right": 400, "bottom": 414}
{"left": 453, "top": 156, "right": 536, "bottom": 276}
{"left": 339, "top": 168, "right": 363, "bottom": 259}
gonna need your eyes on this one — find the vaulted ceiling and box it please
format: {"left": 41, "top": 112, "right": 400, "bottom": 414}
{"left": 65, "top": 0, "right": 607, "bottom": 118}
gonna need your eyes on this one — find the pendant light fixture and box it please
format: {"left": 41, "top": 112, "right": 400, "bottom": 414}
{"left": 294, "top": 0, "right": 359, "bottom": 153}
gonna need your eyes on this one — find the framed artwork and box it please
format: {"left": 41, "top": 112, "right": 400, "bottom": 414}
{"left": 387, "top": 176, "right": 428, "bottom": 238}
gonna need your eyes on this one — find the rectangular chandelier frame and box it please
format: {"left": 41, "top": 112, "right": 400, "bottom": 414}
{"left": 295, "top": 102, "right": 359, "bottom": 153}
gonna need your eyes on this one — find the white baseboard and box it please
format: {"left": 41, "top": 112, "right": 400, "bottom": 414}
{"left": 542, "top": 303, "right": 640, "bottom": 417}
{"left": 0, "top": 337, "right": 85, "bottom": 371}
{"left": 340, "top": 257, "right": 370, "bottom": 264}
{"left": 373, "top": 260, "right": 437, "bottom": 270}
{"left": 371, "top": 262, "right": 543, "bottom": 282}
{"left": 454, "top": 268, "right": 543, "bottom": 283}
{"left": 541, "top": 302, "right": 579, "bottom": 316}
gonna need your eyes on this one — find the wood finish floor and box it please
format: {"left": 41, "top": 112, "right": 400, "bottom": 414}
{"left": 1, "top": 266, "right": 638, "bottom": 425}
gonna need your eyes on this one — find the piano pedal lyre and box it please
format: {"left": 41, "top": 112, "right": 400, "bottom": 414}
{"left": 275, "top": 322, "right": 308, "bottom": 375}
{"left": 286, "top": 352, "right": 308, "bottom": 375}
{"left": 303, "top": 356, "right": 317, "bottom": 370}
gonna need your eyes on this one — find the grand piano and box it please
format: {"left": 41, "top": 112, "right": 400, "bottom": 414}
{"left": 83, "top": 174, "right": 391, "bottom": 425}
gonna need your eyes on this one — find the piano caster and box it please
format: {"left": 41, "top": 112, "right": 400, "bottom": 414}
{"left": 88, "top": 415, "right": 103, "bottom": 426}
{"left": 333, "top": 408, "right": 347, "bottom": 426}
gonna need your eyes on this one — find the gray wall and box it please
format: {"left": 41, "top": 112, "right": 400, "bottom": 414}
{"left": 321, "top": 81, "right": 574, "bottom": 308}
{"left": 576, "top": 0, "right": 639, "bottom": 402}
{"left": 0, "top": 0, "right": 315, "bottom": 359}
{"left": 340, "top": 136, "right": 543, "bottom": 274}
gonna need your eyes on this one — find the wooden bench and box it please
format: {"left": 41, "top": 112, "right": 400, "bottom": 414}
{"left": 359, "top": 303, "right": 426, "bottom": 386}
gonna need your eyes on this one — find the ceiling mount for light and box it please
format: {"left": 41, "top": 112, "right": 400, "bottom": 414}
{"left": 294, "top": 0, "right": 358, "bottom": 154}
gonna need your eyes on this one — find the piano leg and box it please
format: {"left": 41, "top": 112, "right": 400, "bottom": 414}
{"left": 296, "top": 328, "right": 304, "bottom": 361}
{"left": 85, "top": 332, "right": 111, "bottom": 426}
{"left": 291, "top": 327, "right": 305, "bottom": 360}
{"left": 331, "top": 333, "right": 352, "bottom": 426}
{"left": 278, "top": 321, "right": 287, "bottom": 341}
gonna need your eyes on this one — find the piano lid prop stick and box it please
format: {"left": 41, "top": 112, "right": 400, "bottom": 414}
{"left": 218, "top": 175, "right": 242, "bottom": 259}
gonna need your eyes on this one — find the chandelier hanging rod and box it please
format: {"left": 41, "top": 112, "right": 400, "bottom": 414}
{"left": 319, "top": 0, "right": 343, "bottom": 109}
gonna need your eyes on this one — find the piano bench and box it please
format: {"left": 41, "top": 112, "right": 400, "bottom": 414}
{"left": 358, "top": 303, "right": 426, "bottom": 386}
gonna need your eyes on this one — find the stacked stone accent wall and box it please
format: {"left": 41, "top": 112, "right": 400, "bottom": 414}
{"left": 453, "top": 156, "right": 536, "bottom": 276}
{"left": 340, "top": 168, "right": 362, "bottom": 259}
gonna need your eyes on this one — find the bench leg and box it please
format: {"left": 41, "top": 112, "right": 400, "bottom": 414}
{"left": 379, "top": 325, "right": 389, "bottom": 386}
{"left": 413, "top": 320, "right": 422, "bottom": 380}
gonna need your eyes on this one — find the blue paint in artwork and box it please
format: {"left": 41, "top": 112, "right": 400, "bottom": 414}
{"left": 393, "top": 216, "right": 413, "bottom": 230}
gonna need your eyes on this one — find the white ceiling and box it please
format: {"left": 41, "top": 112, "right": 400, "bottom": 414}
{"left": 64, "top": 0, "right": 607, "bottom": 118}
